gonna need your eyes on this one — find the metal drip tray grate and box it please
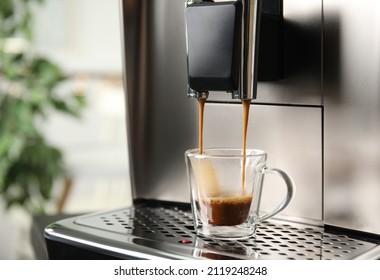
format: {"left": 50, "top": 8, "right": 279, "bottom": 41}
{"left": 50, "top": 203, "right": 380, "bottom": 260}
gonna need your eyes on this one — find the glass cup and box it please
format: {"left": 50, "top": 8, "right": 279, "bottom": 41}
{"left": 185, "top": 148, "right": 295, "bottom": 240}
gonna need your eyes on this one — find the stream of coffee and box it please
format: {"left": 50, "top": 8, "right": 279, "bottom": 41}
{"left": 241, "top": 99, "right": 251, "bottom": 193}
{"left": 197, "top": 97, "right": 251, "bottom": 192}
{"left": 197, "top": 97, "right": 206, "bottom": 155}
{"left": 196, "top": 97, "right": 252, "bottom": 225}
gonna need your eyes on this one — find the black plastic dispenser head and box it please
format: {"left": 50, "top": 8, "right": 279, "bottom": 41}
{"left": 185, "top": 0, "right": 262, "bottom": 100}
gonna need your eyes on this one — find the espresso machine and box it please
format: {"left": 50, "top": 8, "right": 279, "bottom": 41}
{"left": 44, "top": 0, "right": 380, "bottom": 259}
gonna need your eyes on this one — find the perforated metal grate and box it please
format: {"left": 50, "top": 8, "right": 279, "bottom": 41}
{"left": 74, "top": 204, "right": 379, "bottom": 260}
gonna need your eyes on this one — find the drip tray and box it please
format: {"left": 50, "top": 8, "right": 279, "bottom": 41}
{"left": 45, "top": 201, "right": 380, "bottom": 260}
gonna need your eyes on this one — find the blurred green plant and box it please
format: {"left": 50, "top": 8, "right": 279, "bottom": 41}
{"left": 0, "top": 0, "right": 86, "bottom": 213}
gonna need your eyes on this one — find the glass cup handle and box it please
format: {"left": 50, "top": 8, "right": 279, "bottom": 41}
{"left": 256, "top": 167, "right": 296, "bottom": 223}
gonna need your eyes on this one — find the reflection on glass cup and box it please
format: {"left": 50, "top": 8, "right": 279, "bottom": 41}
{"left": 185, "top": 148, "right": 295, "bottom": 240}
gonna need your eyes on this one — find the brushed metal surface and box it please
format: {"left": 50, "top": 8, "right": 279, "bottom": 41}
{"left": 204, "top": 103, "right": 322, "bottom": 222}
{"left": 45, "top": 204, "right": 380, "bottom": 260}
{"left": 120, "top": 0, "right": 199, "bottom": 201}
{"left": 255, "top": 0, "right": 322, "bottom": 105}
{"left": 324, "top": 0, "right": 380, "bottom": 234}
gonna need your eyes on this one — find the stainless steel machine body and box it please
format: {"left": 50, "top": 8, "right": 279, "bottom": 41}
{"left": 324, "top": 0, "right": 380, "bottom": 237}
{"left": 123, "top": 0, "right": 323, "bottom": 225}
{"left": 44, "top": 0, "right": 380, "bottom": 259}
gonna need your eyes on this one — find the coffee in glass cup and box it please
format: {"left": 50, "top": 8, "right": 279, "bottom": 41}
{"left": 185, "top": 148, "right": 295, "bottom": 239}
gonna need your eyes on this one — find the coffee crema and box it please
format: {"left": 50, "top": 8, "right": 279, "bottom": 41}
{"left": 199, "top": 195, "right": 252, "bottom": 226}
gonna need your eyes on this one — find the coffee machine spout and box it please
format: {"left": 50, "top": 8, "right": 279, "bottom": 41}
{"left": 185, "top": 0, "right": 262, "bottom": 100}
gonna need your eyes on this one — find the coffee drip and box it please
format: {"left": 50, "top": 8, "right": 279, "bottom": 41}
{"left": 197, "top": 98, "right": 251, "bottom": 192}
{"left": 197, "top": 97, "right": 206, "bottom": 155}
{"left": 241, "top": 99, "right": 251, "bottom": 192}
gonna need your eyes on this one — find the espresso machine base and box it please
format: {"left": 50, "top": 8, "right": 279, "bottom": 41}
{"left": 44, "top": 200, "right": 380, "bottom": 260}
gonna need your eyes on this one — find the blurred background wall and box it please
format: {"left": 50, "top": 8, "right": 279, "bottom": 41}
{"left": 0, "top": 0, "right": 132, "bottom": 259}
